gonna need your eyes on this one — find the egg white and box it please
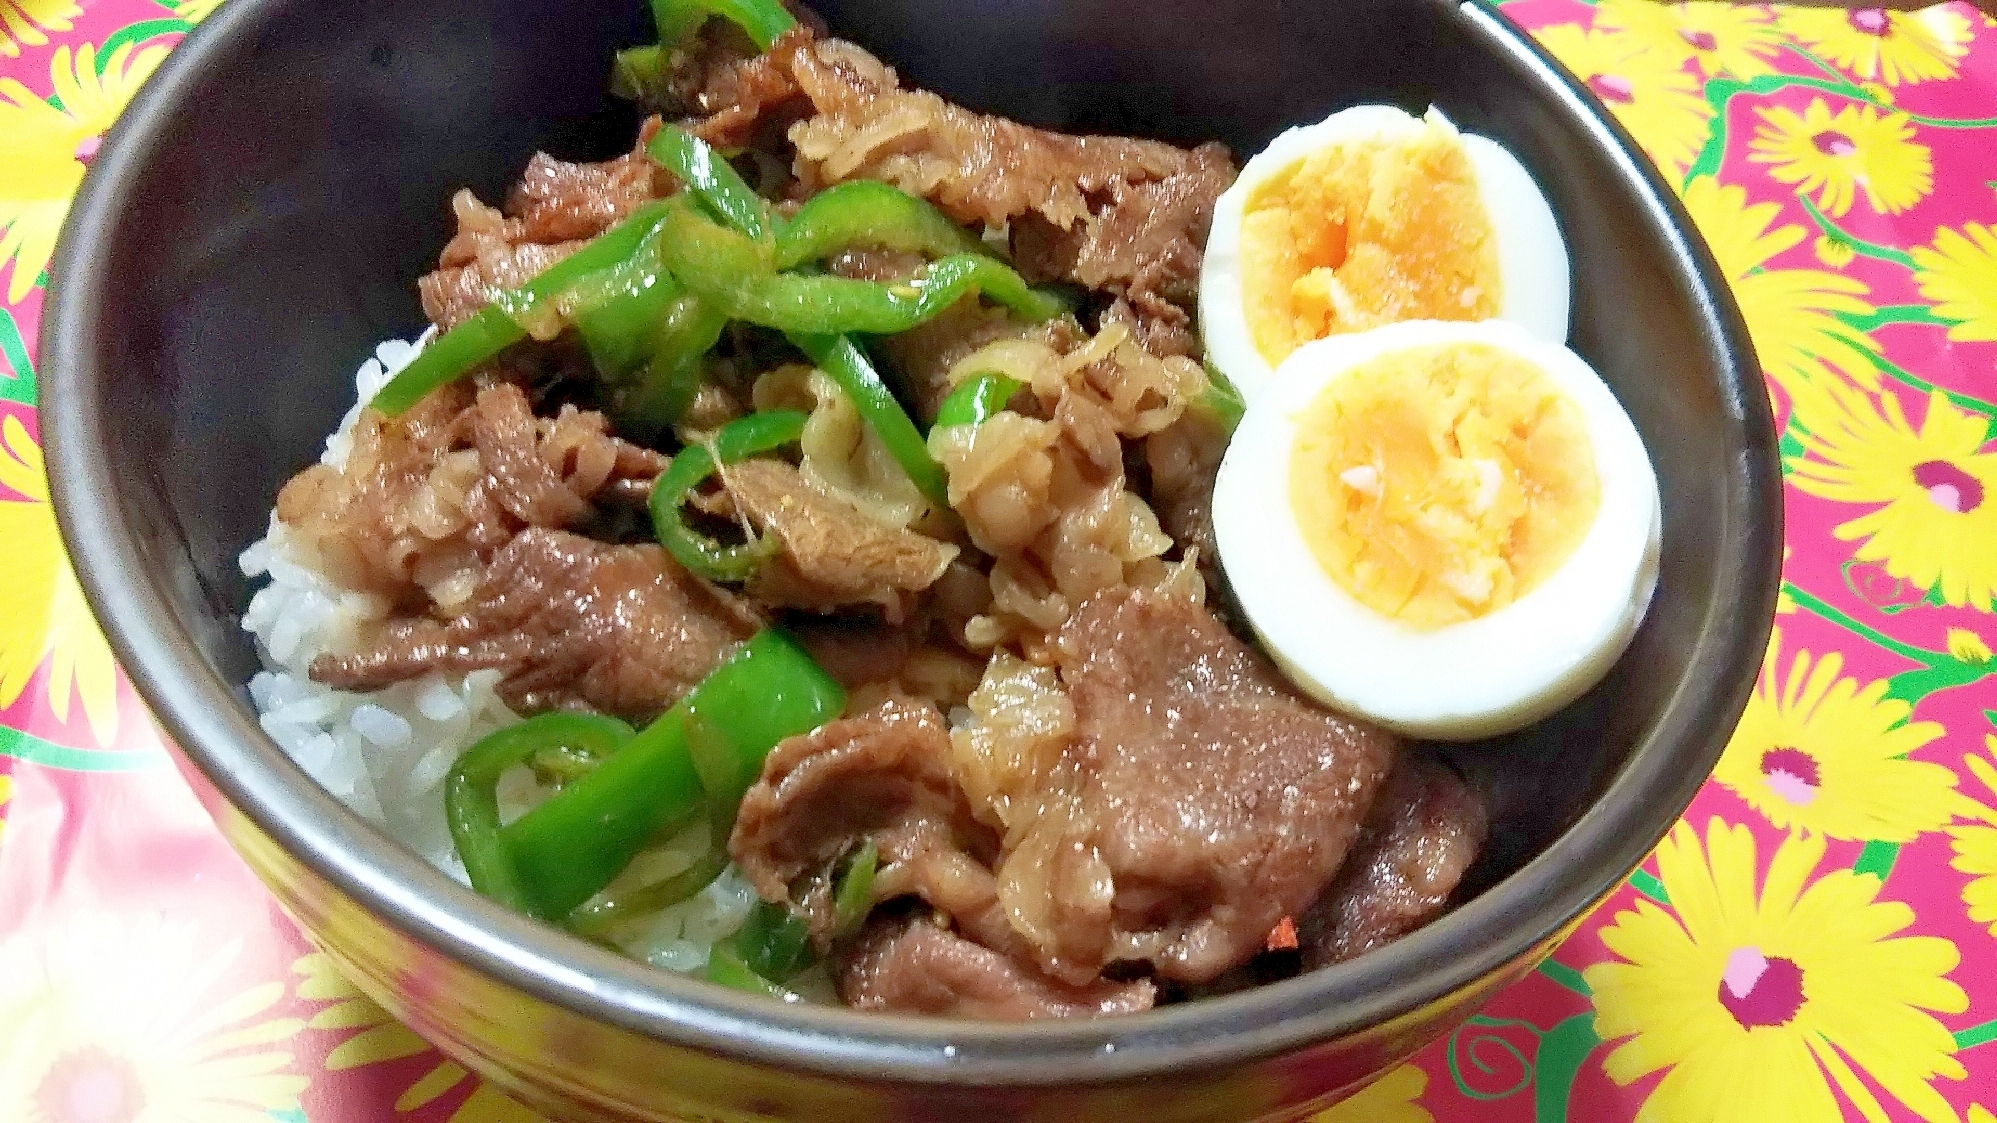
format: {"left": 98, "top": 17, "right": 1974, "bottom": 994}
{"left": 1200, "top": 105, "right": 1571, "bottom": 403}
{"left": 1212, "top": 319, "right": 1660, "bottom": 741}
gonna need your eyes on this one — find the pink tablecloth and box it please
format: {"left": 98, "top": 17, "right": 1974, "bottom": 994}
{"left": 2, "top": 1, "right": 1994, "bottom": 1119}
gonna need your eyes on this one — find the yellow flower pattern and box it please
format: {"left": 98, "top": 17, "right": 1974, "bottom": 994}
{"left": 1715, "top": 625, "right": 1952, "bottom": 841}
{"left": 1787, "top": 378, "right": 1997, "bottom": 611}
{"left": 1948, "top": 627, "right": 1992, "bottom": 665}
{"left": 1680, "top": 176, "right": 1880, "bottom": 395}
{"left": 169, "top": 0, "right": 225, "bottom": 23}
{"left": 1911, "top": 222, "right": 1997, "bottom": 343}
{"left": 0, "top": 910, "right": 311, "bottom": 1121}
{"left": 1534, "top": 23, "right": 1715, "bottom": 176}
{"left": 1750, "top": 99, "right": 1933, "bottom": 217}
{"left": 0, "top": 413, "right": 120, "bottom": 743}
{"left": 294, "top": 953, "right": 547, "bottom": 1123}
{"left": 0, "top": 0, "right": 77, "bottom": 59}
{"left": 0, "top": 1, "right": 1995, "bottom": 1120}
{"left": 1781, "top": 6, "right": 1975, "bottom": 87}
{"left": 1950, "top": 740, "right": 1997, "bottom": 937}
{"left": 1587, "top": 819, "right": 1967, "bottom": 1123}
{"left": 1594, "top": 0, "right": 1785, "bottom": 80}
{"left": 0, "top": 41, "right": 167, "bottom": 302}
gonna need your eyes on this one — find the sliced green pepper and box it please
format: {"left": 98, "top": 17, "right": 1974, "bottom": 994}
{"left": 706, "top": 943, "right": 802, "bottom": 1000}
{"left": 932, "top": 372, "right": 1024, "bottom": 430}
{"left": 609, "top": 44, "right": 669, "bottom": 103}
{"left": 574, "top": 239, "right": 684, "bottom": 378}
{"left": 371, "top": 201, "right": 674, "bottom": 416}
{"left": 657, "top": 200, "right": 1066, "bottom": 333}
{"left": 615, "top": 289, "right": 730, "bottom": 437}
{"left": 789, "top": 333, "right": 948, "bottom": 507}
{"left": 730, "top": 899, "right": 815, "bottom": 980}
{"left": 649, "top": 409, "right": 808, "bottom": 582}
{"left": 1198, "top": 358, "right": 1247, "bottom": 434}
{"left": 775, "top": 181, "right": 989, "bottom": 270}
{"left": 616, "top": 0, "right": 797, "bottom": 105}
{"left": 529, "top": 743, "right": 604, "bottom": 785}
{"left": 446, "top": 712, "right": 637, "bottom": 919}
{"left": 652, "top": 0, "right": 797, "bottom": 53}
{"left": 563, "top": 816, "right": 733, "bottom": 938}
{"left": 647, "top": 126, "right": 775, "bottom": 244}
{"left": 500, "top": 629, "right": 845, "bottom": 919}
{"left": 829, "top": 838, "right": 879, "bottom": 939}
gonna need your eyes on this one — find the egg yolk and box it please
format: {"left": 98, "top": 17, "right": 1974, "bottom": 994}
{"left": 1289, "top": 342, "right": 1599, "bottom": 629}
{"left": 1240, "top": 120, "right": 1502, "bottom": 367}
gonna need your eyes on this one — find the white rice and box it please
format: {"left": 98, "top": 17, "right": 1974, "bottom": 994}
{"left": 239, "top": 333, "right": 752, "bottom": 970}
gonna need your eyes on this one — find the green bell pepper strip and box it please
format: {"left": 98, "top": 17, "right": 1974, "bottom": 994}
{"left": 370, "top": 201, "right": 675, "bottom": 415}
{"left": 574, "top": 242, "right": 684, "bottom": 378}
{"left": 657, "top": 200, "right": 1066, "bottom": 333}
{"left": 652, "top": 0, "right": 797, "bottom": 54}
{"left": 616, "top": 289, "right": 730, "bottom": 437}
{"left": 500, "top": 628, "right": 845, "bottom": 919}
{"left": 529, "top": 743, "right": 603, "bottom": 785}
{"left": 829, "top": 838, "right": 879, "bottom": 939}
{"left": 609, "top": 45, "right": 668, "bottom": 103}
{"left": 446, "top": 712, "right": 638, "bottom": 919}
{"left": 563, "top": 816, "right": 733, "bottom": 937}
{"left": 648, "top": 409, "right": 809, "bottom": 582}
{"left": 789, "top": 333, "right": 949, "bottom": 507}
{"left": 706, "top": 943, "right": 802, "bottom": 1001}
{"left": 932, "top": 372, "right": 1024, "bottom": 430}
{"left": 730, "top": 899, "right": 815, "bottom": 980}
{"left": 1197, "top": 358, "right": 1246, "bottom": 434}
{"left": 647, "top": 126, "right": 776, "bottom": 244}
{"left": 775, "top": 180, "right": 989, "bottom": 270}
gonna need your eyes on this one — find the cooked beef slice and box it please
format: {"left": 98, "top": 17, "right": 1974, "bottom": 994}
{"left": 786, "top": 39, "right": 1232, "bottom": 353}
{"left": 998, "top": 587, "right": 1397, "bottom": 985}
{"left": 670, "top": 29, "right": 1234, "bottom": 356}
{"left": 1143, "top": 408, "right": 1229, "bottom": 577}
{"left": 836, "top": 914, "right": 1155, "bottom": 1019}
{"left": 418, "top": 142, "right": 669, "bottom": 330}
{"left": 680, "top": 26, "right": 815, "bottom": 149}
{"left": 785, "top": 38, "right": 1190, "bottom": 231}
{"left": 729, "top": 694, "right": 1007, "bottom": 947}
{"left": 276, "top": 383, "right": 665, "bottom": 605}
{"left": 1296, "top": 753, "right": 1487, "bottom": 969}
{"left": 721, "top": 458, "right": 957, "bottom": 618}
{"left": 311, "top": 528, "right": 758, "bottom": 723}
{"left": 1011, "top": 142, "right": 1235, "bottom": 358}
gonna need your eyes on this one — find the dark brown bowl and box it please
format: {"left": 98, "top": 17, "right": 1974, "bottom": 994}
{"left": 40, "top": 0, "right": 1779, "bottom": 1118}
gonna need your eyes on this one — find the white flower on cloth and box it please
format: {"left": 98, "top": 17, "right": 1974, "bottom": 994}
{"left": 0, "top": 906, "right": 309, "bottom": 1122}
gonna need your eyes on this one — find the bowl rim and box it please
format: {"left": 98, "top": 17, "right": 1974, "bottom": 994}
{"left": 42, "top": 0, "right": 1780, "bottom": 1089}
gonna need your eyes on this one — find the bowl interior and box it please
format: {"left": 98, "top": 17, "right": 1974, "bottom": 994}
{"left": 45, "top": 0, "right": 1776, "bottom": 1080}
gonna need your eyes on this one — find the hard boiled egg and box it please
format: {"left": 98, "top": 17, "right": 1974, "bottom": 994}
{"left": 1201, "top": 105, "right": 1570, "bottom": 402}
{"left": 1212, "top": 319, "right": 1659, "bottom": 740}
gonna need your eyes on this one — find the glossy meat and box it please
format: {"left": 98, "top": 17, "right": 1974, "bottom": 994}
{"left": 275, "top": 383, "right": 665, "bottom": 605}
{"left": 418, "top": 142, "right": 668, "bottom": 329}
{"left": 671, "top": 29, "right": 1231, "bottom": 355}
{"left": 310, "top": 528, "right": 758, "bottom": 723}
{"left": 722, "top": 458, "right": 957, "bottom": 619}
{"left": 1296, "top": 753, "right": 1487, "bottom": 969}
{"left": 996, "top": 587, "right": 1399, "bottom": 984}
{"left": 1012, "top": 142, "right": 1235, "bottom": 357}
{"left": 836, "top": 915, "right": 1155, "bottom": 1019}
{"left": 729, "top": 694, "right": 998, "bottom": 944}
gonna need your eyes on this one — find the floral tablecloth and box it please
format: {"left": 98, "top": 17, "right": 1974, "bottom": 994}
{"left": 3, "top": 0, "right": 1995, "bottom": 1119}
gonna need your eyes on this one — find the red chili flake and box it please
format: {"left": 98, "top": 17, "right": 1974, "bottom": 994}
{"left": 1266, "top": 916, "right": 1298, "bottom": 952}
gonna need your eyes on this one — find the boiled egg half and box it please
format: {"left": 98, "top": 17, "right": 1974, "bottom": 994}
{"left": 1201, "top": 105, "right": 1570, "bottom": 402}
{"left": 1212, "top": 319, "right": 1660, "bottom": 740}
